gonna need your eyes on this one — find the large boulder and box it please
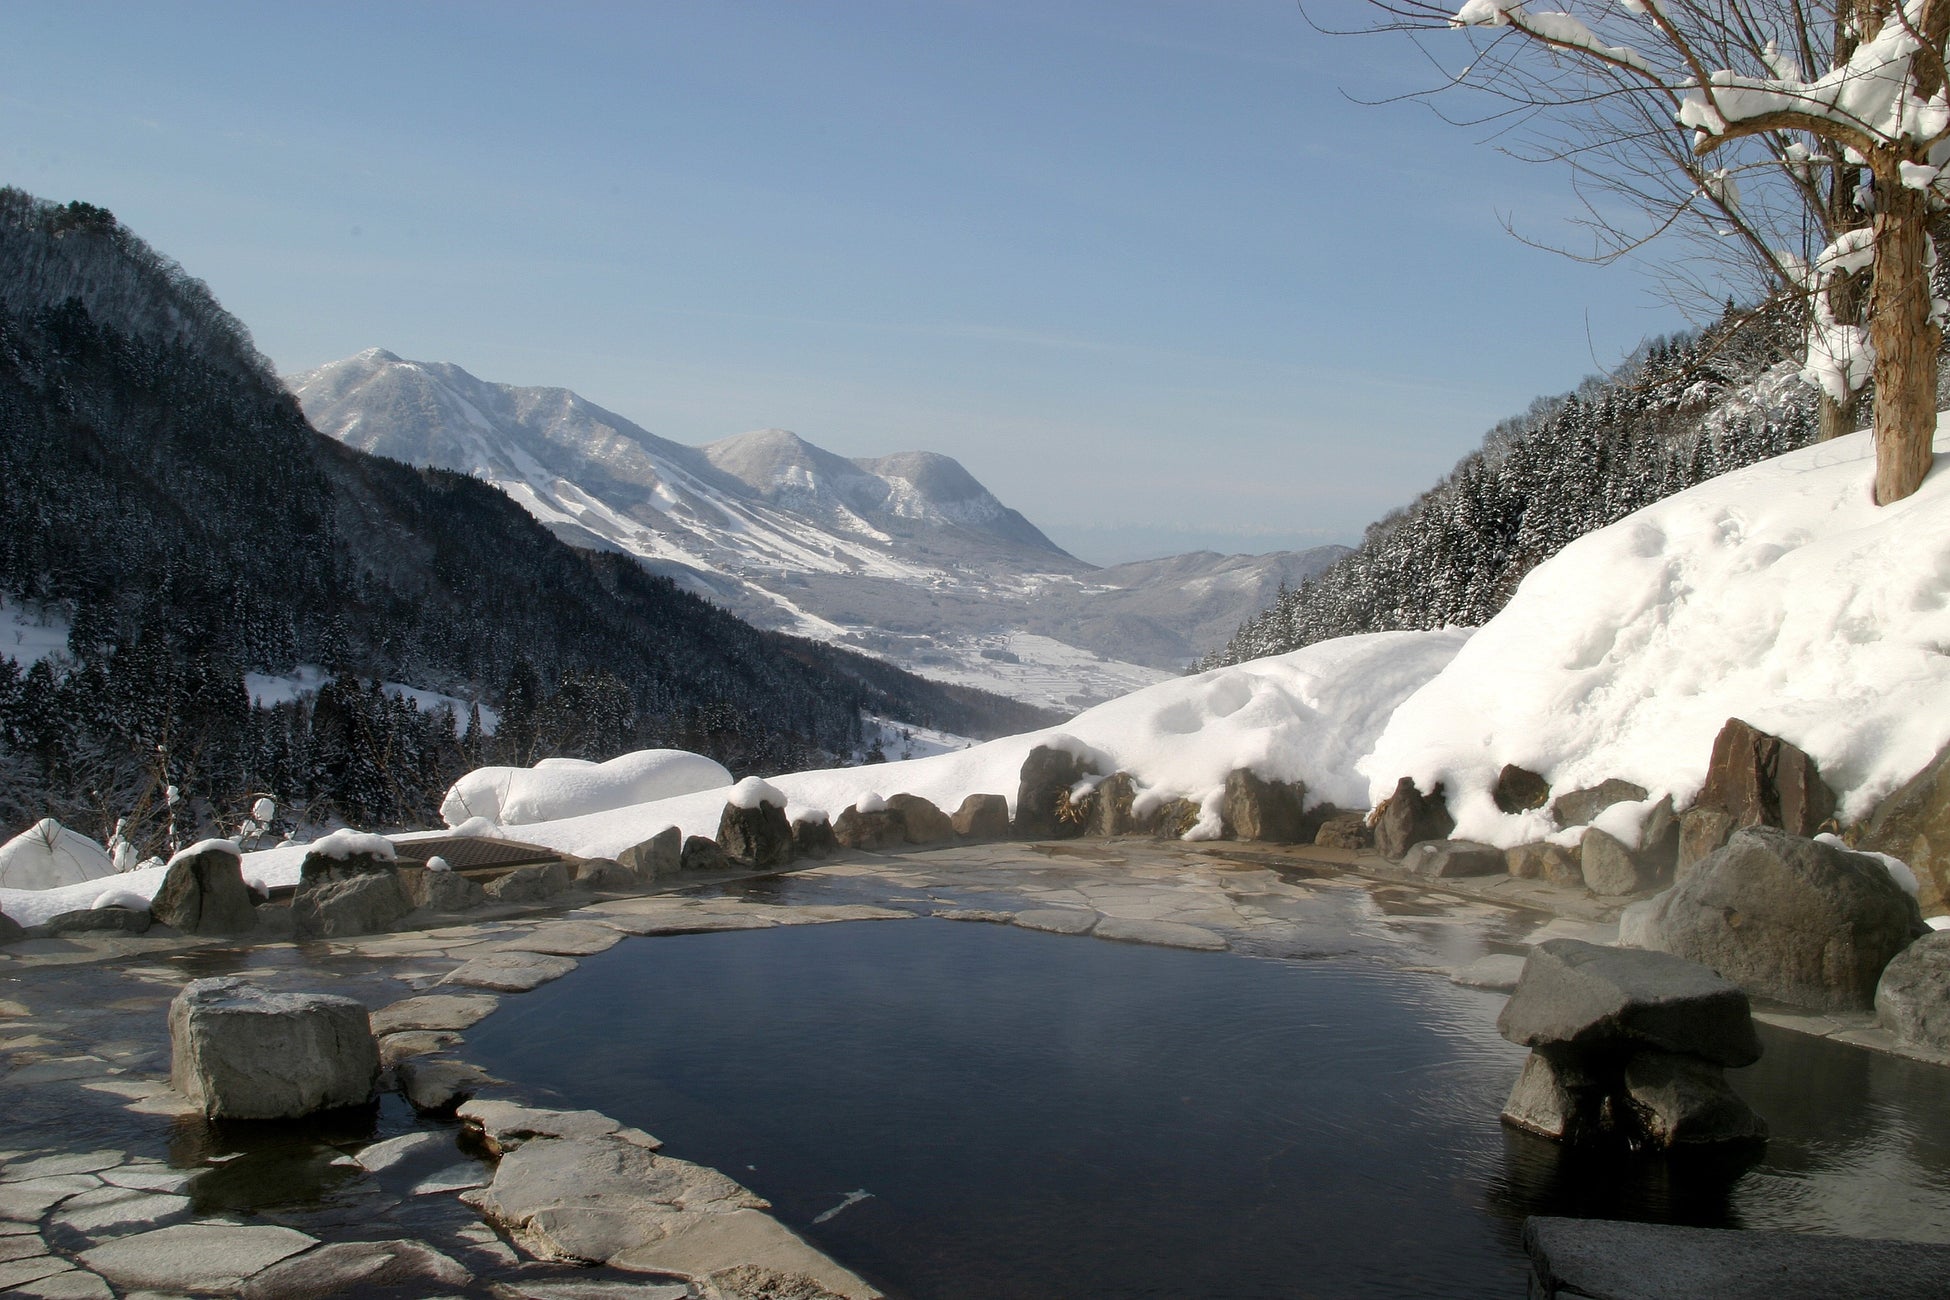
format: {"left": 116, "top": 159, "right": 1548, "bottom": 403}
{"left": 716, "top": 786, "right": 795, "bottom": 868}
{"left": 832, "top": 802, "right": 905, "bottom": 851}
{"left": 1222, "top": 770, "right": 1307, "bottom": 843}
{"left": 1677, "top": 807, "right": 1737, "bottom": 876}
{"left": 151, "top": 842, "right": 258, "bottom": 936}
{"left": 1631, "top": 828, "right": 1927, "bottom": 1012}
{"left": 1314, "top": 814, "right": 1371, "bottom": 852}
{"left": 679, "top": 836, "right": 731, "bottom": 873}
{"left": 1493, "top": 765, "right": 1551, "bottom": 815}
{"left": 1146, "top": 798, "right": 1204, "bottom": 840}
{"left": 293, "top": 871, "right": 412, "bottom": 939}
{"left": 1695, "top": 717, "right": 1837, "bottom": 838}
{"left": 1014, "top": 745, "right": 1095, "bottom": 840}
{"left": 0, "top": 908, "right": 25, "bottom": 944}
{"left": 297, "top": 830, "right": 398, "bottom": 887}
{"left": 1580, "top": 802, "right": 1675, "bottom": 898}
{"left": 1857, "top": 739, "right": 1950, "bottom": 917}
{"left": 887, "top": 794, "right": 955, "bottom": 846}
{"left": 484, "top": 861, "right": 572, "bottom": 903}
{"left": 36, "top": 906, "right": 153, "bottom": 937}
{"left": 169, "top": 977, "right": 378, "bottom": 1119}
{"left": 1085, "top": 774, "right": 1140, "bottom": 838}
{"left": 1402, "top": 839, "right": 1504, "bottom": 879}
{"left": 1371, "top": 777, "right": 1454, "bottom": 861}
{"left": 951, "top": 793, "right": 1011, "bottom": 841}
{"left": 618, "top": 827, "right": 682, "bottom": 881}
{"left": 1551, "top": 780, "right": 1648, "bottom": 830}
{"left": 1875, "top": 930, "right": 1950, "bottom": 1053}
{"left": 1499, "top": 939, "right": 1762, "bottom": 1067}
{"left": 792, "top": 814, "right": 839, "bottom": 859}
{"left": 396, "top": 864, "right": 487, "bottom": 914}
{"left": 1506, "top": 841, "right": 1583, "bottom": 889}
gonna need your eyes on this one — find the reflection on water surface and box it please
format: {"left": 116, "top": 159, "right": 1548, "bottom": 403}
{"left": 464, "top": 919, "right": 1950, "bottom": 1300}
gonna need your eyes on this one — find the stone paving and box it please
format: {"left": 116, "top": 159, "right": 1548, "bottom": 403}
{"left": 0, "top": 835, "right": 1937, "bottom": 1297}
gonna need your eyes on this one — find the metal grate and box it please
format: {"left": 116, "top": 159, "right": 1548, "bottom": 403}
{"left": 390, "top": 836, "right": 566, "bottom": 872}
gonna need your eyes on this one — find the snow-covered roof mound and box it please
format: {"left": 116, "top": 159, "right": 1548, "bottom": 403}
{"left": 440, "top": 748, "right": 734, "bottom": 827}
{"left": 0, "top": 819, "right": 117, "bottom": 891}
{"left": 1362, "top": 425, "right": 1950, "bottom": 846}
{"left": 499, "top": 628, "right": 1468, "bottom": 860}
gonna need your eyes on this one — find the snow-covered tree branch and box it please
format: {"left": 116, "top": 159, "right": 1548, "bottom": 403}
{"left": 1354, "top": 0, "right": 1947, "bottom": 503}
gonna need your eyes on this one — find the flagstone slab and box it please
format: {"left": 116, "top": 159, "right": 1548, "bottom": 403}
{"left": 80, "top": 1222, "right": 316, "bottom": 1291}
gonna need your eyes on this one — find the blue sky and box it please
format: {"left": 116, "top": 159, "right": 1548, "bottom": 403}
{"left": 2, "top": 2, "right": 1697, "bottom": 563}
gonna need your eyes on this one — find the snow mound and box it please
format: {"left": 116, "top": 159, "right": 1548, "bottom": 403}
{"left": 166, "top": 838, "right": 241, "bottom": 868}
{"left": 728, "top": 777, "right": 787, "bottom": 810}
{"left": 0, "top": 819, "right": 118, "bottom": 891}
{"left": 1362, "top": 426, "right": 1950, "bottom": 846}
{"left": 497, "top": 628, "right": 1467, "bottom": 861}
{"left": 92, "top": 888, "right": 150, "bottom": 911}
{"left": 440, "top": 748, "right": 733, "bottom": 827}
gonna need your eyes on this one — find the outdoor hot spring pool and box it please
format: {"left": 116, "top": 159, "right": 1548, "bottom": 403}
{"left": 462, "top": 917, "right": 1950, "bottom": 1299}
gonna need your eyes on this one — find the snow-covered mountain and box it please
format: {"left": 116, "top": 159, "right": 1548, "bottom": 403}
{"left": 288, "top": 350, "right": 1344, "bottom": 708}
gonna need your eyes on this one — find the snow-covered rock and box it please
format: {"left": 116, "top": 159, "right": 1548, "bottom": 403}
{"left": 440, "top": 749, "right": 733, "bottom": 827}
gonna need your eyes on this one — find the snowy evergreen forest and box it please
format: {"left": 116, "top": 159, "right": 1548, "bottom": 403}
{"left": 1206, "top": 307, "right": 1838, "bottom": 666}
{"left": 0, "top": 191, "right": 1052, "bottom": 852}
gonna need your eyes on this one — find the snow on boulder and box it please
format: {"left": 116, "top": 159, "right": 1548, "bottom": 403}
{"left": 301, "top": 829, "right": 396, "bottom": 863}
{"left": 0, "top": 819, "right": 118, "bottom": 891}
{"left": 1363, "top": 426, "right": 1950, "bottom": 848}
{"left": 441, "top": 749, "right": 733, "bottom": 827}
{"left": 727, "top": 776, "right": 787, "bottom": 810}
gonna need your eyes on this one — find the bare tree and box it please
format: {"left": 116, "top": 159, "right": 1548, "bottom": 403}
{"left": 1354, "top": 1, "right": 1947, "bottom": 503}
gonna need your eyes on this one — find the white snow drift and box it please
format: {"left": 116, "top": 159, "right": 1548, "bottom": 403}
{"left": 1364, "top": 426, "right": 1950, "bottom": 846}
{"left": 439, "top": 749, "right": 735, "bottom": 827}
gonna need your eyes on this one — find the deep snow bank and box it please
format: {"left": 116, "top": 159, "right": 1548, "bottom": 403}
{"left": 503, "top": 628, "right": 1468, "bottom": 861}
{"left": 439, "top": 749, "right": 734, "bottom": 826}
{"left": 1362, "top": 426, "right": 1950, "bottom": 846}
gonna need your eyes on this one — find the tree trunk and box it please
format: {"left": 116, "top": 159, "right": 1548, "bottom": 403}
{"left": 1818, "top": 391, "right": 1858, "bottom": 441}
{"left": 1868, "top": 178, "right": 1940, "bottom": 504}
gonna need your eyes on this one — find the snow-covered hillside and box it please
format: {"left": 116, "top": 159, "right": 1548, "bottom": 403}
{"left": 287, "top": 351, "right": 1342, "bottom": 707}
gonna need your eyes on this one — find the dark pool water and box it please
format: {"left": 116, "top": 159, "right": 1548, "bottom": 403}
{"left": 463, "top": 919, "right": 1950, "bottom": 1300}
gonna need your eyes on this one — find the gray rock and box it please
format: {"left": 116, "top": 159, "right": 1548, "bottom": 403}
{"left": 457, "top": 1100, "right": 631, "bottom": 1154}
{"left": 1313, "top": 814, "right": 1371, "bottom": 852}
{"left": 485, "top": 861, "right": 573, "bottom": 902}
{"left": 396, "top": 862, "right": 489, "bottom": 912}
{"left": 1501, "top": 1048, "right": 1603, "bottom": 1143}
{"left": 831, "top": 807, "right": 904, "bottom": 852}
{"left": 1091, "top": 916, "right": 1226, "bottom": 950}
{"left": 10, "top": 1266, "right": 114, "bottom": 1298}
{"left": 79, "top": 1223, "right": 316, "bottom": 1293}
{"left": 1523, "top": 1217, "right": 1950, "bottom": 1300}
{"left": 1493, "top": 764, "right": 1551, "bottom": 814}
{"left": 1506, "top": 841, "right": 1583, "bottom": 888}
{"left": 718, "top": 799, "right": 796, "bottom": 868}
{"left": 442, "top": 951, "right": 578, "bottom": 992}
{"left": 1875, "top": 930, "right": 1950, "bottom": 1052}
{"left": 886, "top": 794, "right": 955, "bottom": 845}
{"left": 1632, "top": 828, "right": 1927, "bottom": 1011}
{"left": 0, "top": 908, "right": 22, "bottom": 944}
{"left": 1452, "top": 953, "right": 1527, "bottom": 991}
{"left": 169, "top": 977, "right": 378, "bottom": 1119}
{"left": 1677, "top": 807, "right": 1737, "bottom": 876}
{"left": 1146, "top": 797, "right": 1204, "bottom": 840}
{"left": 1403, "top": 838, "right": 1504, "bottom": 879}
{"left": 149, "top": 844, "right": 257, "bottom": 936}
{"left": 496, "top": 920, "right": 623, "bottom": 956}
{"left": 1637, "top": 796, "right": 1680, "bottom": 881}
{"left": 1551, "top": 779, "right": 1649, "bottom": 830}
{"left": 292, "top": 871, "right": 411, "bottom": 939}
{"left": 1858, "top": 738, "right": 1950, "bottom": 916}
{"left": 1012, "top": 908, "right": 1098, "bottom": 936}
{"left": 369, "top": 993, "right": 501, "bottom": 1035}
{"left": 33, "top": 907, "right": 152, "bottom": 937}
{"left": 1497, "top": 938, "right": 1762, "bottom": 1066}
{"left": 1014, "top": 744, "right": 1094, "bottom": 840}
{"left": 619, "top": 826, "right": 682, "bottom": 881}
{"left": 680, "top": 835, "right": 732, "bottom": 873}
{"left": 792, "top": 817, "right": 840, "bottom": 858}
{"left": 1221, "top": 769, "right": 1307, "bottom": 843}
{"left": 1581, "top": 829, "right": 1654, "bottom": 897}
{"left": 45, "top": 1184, "right": 190, "bottom": 1238}
{"left": 573, "top": 858, "right": 639, "bottom": 891}
{"left": 950, "top": 793, "right": 1011, "bottom": 840}
{"left": 1084, "top": 774, "right": 1139, "bottom": 837}
{"left": 239, "top": 1237, "right": 472, "bottom": 1300}
{"left": 1695, "top": 716, "right": 1837, "bottom": 838}
{"left": 396, "top": 1055, "right": 492, "bottom": 1113}
{"left": 298, "top": 847, "right": 396, "bottom": 887}
{"left": 1371, "top": 777, "right": 1454, "bottom": 861}
{"left": 1622, "top": 1049, "right": 1767, "bottom": 1147}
